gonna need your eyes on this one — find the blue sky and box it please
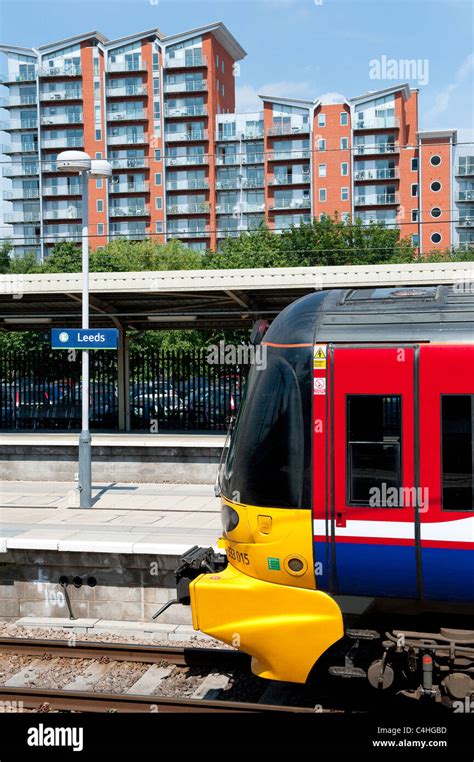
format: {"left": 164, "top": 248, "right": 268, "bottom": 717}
{"left": 0, "top": 0, "right": 472, "bottom": 136}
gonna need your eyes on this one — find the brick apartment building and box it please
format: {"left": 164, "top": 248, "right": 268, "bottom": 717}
{"left": 0, "top": 23, "right": 473, "bottom": 259}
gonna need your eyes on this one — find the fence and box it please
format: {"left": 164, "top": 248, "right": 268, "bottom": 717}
{"left": 0, "top": 346, "right": 248, "bottom": 432}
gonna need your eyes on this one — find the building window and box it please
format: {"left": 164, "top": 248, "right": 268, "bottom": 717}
{"left": 222, "top": 83, "right": 224, "bottom": 96}
{"left": 154, "top": 149, "right": 161, "bottom": 161}
{"left": 340, "top": 111, "right": 348, "bottom": 126}
{"left": 96, "top": 179, "right": 103, "bottom": 189}
{"left": 411, "top": 209, "right": 419, "bottom": 222}
{"left": 222, "top": 60, "right": 224, "bottom": 73}
{"left": 340, "top": 137, "right": 348, "bottom": 150}
{"left": 216, "top": 55, "right": 219, "bottom": 68}
{"left": 318, "top": 139, "right": 326, "bottom": 151}
{"left": 412, "top": 234, "right": 420, "bottom": 246}
{"left": 341, "top": 162, "right": 348, "bottom": 176}
{"left": 430, "top": 232, "right": 442, "bottom": 244}
{"left": 154, "top": 173, "right": 162, "bottom": 186}
{"left": 441, "top": 395, "right": 473, "bottom": 510}
{"left": 155, "top": 197, "right": 162, "bottom": 210}
{"left": 152, "top": 53, "right": 159, "bottom": 72}
{"left": 431, "top": 207, "right": 442, "bottom": 218}
{"left": 97, "top": 223, "right": 104, "bottom": 235}
{"left": 318, "top": 163, "right": 326, "bottom": 177}
{"left": 217, "top": 79, "right": 220, "bottom": 93}
{"left": 411, "top": 183, "right": 418, "bottom": 197}
{"left": 96, "top": 200, "right": 103, "bottom": 213}
{"left": 342, "top": 212, "right": 350, "bottom": 223}
{"left": 430, "top": 155, "right": 442, "bottom": 167}
{"left": 318, "top": 113, "right": 326, "bottom": 127}
{"left": 347, "top": 395, "right": 402, "bottom": 506}
{"left": 95, "top": 152, "right": 102, "bottom": 160}
{"left": 430, "top": 181, "right": 441, "bottom": 192}
{"left": 411, "top": 157, "right": 418, "bottom": 171}
{"left": 95, "top": 129, "right": 101, "bottom": 141}
{"left": 341, "top": 187, "right": 349, "bottom": 201}
{"left": 155, "top": 221, "right": 163, "bottom": 234}
{"left": 319, "top": 188, "right": 327, "bottom": 202}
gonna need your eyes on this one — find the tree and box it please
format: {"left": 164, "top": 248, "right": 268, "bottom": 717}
{"left": 0, "top": 240, "right": 12, "bottom": 274}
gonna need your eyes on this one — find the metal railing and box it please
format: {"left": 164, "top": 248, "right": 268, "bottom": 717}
{"left": 164, "top": 81, "right": 207, "bottom": 93}
{"left": 3, "top": 188, "right": 39, "bottom": 200}
{"left": 107, "top": 133, "right": 147, "bottom": 145}
{"left": 8, "top": 119, "right": 38, "bottom": 130}
{"left": 267, "top": 123, "right": 310, "bottom": 136}
{"left": 165, "top": 155, "right": 208, "bottom": 167}
{"left": 166, "top": 179, "right": 209, "bottom": 191}
{"left": 168, "top": 228, "right": 209, "bottom": 238}
{"left": 42, "top": 185, "right": 82, "bottom": 196}
{"left": 107, "top": 109, "right": 148, "bottom": 122}
{"left": 164, "top": 105, "right": 207, "bottom": 118}
{"left": 109, "top": 205, "right": 150, "bottom": 217}
{"left": 164, "top": 54, "right": 207, "bottom": 68}
{"left": 107, "top": 60, "right": 147, "bottom": 73}
{"left": 5, "top": 95, "right": 37, "bottom": 106}
{"left": 267, "top": 149, "right": 310, "bottom": 161}
{"left": 355, "top": 143, "right": 399, "bottom": 155}
{"left": 109, "top": 157, "right": 149, "bottom": 170}
{"left": 456, "top": 191, "right": 474, "bottom": 202}
{"left": 355, "top": 194, "right": 399, "bottom": 206}
{"left": 41, "top": 113, "right": 82, "bottom": 125}
{"left": 354, "top": 168, "right": 399, "bottom": 181}
{"left": 39, "top": 64, "right": 81, "bottom": 77}
{"left": 4, "top": 211, "right": 41, "bottom": 223}
{"left": 269, "top": 174, "right": 310, "bottom": 185}
{"left": 43, "top": 208, "right": 82, "bottom": 220}
{"left": 3, "top": 163, "right": 39, "bottom": 177}
{"left": 167, "top": 202, "right": 209, "bottom": 214}
{"left": 41, "top": 136, "right": 83, "bottom": 148}
{"left": 354, "top": 117, "right": 400, "bottom": 130}
{"left": 40, "top": 90, "right": 82, "bottom": 101}
{"left": 269, "top": 197, "right": 311, "bottom": 210}
{"left": 165, "top": 129, "right": 208, "bottom": 142}
{"left": 106, "top": 84, "right": 147, "bottom": 97}
{"left": 110, "top": 181, "right": 150, "bottom": 194}
{"left": 456, "top": 166, "right": 474, "bottom": 177}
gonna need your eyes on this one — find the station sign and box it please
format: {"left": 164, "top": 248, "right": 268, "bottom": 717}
{"left": 51, "top": 328, "right": 118, "bottom": 350}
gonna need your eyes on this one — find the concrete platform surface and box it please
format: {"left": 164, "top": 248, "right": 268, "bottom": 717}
{"left": 0, "top": 432, "right": 226, "bottom": 449}
{"left": 0, "top": 481, "right": 221, "bottom": 554}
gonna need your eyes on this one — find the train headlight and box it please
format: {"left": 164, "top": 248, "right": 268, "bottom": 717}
{"left": 284, "top": 555, "right": 308, "bottom": 576}
{"left": 221, "top": 504, "right": 240, "bottom": 534}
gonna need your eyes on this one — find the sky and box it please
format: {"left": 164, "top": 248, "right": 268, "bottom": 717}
{"left": 0, "top": 0, "right": 472, "bottom": 136}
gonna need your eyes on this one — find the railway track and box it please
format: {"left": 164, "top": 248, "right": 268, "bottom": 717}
{"left": 0, "top": 637, "right": 315, "bottom": 713}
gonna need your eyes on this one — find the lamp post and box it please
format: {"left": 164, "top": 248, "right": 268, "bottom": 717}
{"left": 56, "top": 151, "right": 112, "bottom": 507}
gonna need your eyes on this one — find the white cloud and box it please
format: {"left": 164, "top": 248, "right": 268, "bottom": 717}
{"left": 318, "top": 91, "right": 347, "bottom": 105}
{"left": 428, "top": 53, "right": 474, "bottom": 119}
{"left": 235, "top": 80, "right": 314, "bottom": 112}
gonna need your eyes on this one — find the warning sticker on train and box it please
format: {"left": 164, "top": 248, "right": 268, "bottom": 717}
{"left": 313, "top": 344, "right": 327, "bottom": 369}
{"left": 313, "top": 377, "right": 326, "bottom": 395}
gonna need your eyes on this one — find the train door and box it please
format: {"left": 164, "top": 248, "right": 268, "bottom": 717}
{"left": 418, "top": 345, "right": 474, "bottom": 602}
{"left": 329, "top": 346, "right": 419, "bottom": 598}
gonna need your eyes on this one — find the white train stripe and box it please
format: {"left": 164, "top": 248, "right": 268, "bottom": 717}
{"left": 313, "top": 517, "right": 474, "bottom": 543}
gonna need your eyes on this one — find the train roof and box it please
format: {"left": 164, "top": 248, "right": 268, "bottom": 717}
{"left": 264, "top": 285, "right": 474, "bottom": 345}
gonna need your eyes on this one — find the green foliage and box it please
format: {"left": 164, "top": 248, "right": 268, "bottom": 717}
{"left": 0, "top": 240, "right": 12, "bottom": 274}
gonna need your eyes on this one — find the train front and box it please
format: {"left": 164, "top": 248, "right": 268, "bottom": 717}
{"left": 177, "top": 305, "right": 344, "bottom": 684}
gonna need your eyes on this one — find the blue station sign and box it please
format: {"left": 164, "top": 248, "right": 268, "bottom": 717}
{"left": 52, "top": 328, "right": 119, "bottom": 350}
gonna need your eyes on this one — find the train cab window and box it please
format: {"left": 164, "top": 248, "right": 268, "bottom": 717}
{"left": 347, "top": 395, "right": 402, "bottom": 506}
{"left": 441, "top": 395, "right": 473, "bottom": 511}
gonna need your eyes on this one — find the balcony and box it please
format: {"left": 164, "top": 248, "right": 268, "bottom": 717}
{"left": 242, "top": 177, "right": 265, "bottom": 188}
{"left": 4, "top": 95, "right": 36, "bottom": 107}
{"left": 165, "top": 154, "right": 208, "bottom": 167}
{"left": 43, "top": 184, "right": 82, "bottom": 196}
{"left": 3, "top": 163, "right": 38, "bottom": 177}
{"left": 355, "top": 193, "right": 399, "bottom": 206}
{"left": 3, "top": 143, "right": 38, "bottom": 154}
{"left": 107, "top": 133, "right": 147, "bottom": 145}
{"left": 354, "top": 168, "right": 399, "bottom": 181}
{"left": 42, "top": 136, "right": 83, "bottom": 149}
{"left": 269, "top": 197, "right": 311, "bottom": 210}
{"left": 107, "top": 60, "right": 147, "bottom": 74}
{"left": 4, "top": 210, "right": 41, "bottom": 223}
{"left": 109, "top": 229, "right": 146, "bottom": 241}
{"left": 110, "top": 157, "right": 149, "bottom": 170}
{"left": 457, "top": 216, "right": 474, "bottom": 228}
{"left": 354, "top": 143, "right": 400, "bottom": 156}
{"left": 456, "top": 191, "right": 474, "bottom": 202}
{"left": 106, "top": 84, "right": 147, "bottom": 98}
{"left": 165, "top": 129, "right": 208, "bottom": 142}
{"left": 216, "top": 230, "right": 239, "bottom": 239}
{"left": 11, "top": 237, "right": 41, "bottom": 247}
{"left": 269, "top": 173, "right": 310, "bottom": 185}
{"left": 107, "top": 109, "right": 148, "bottom": 122}
{"left": 166, "top": 179, "right": 209, "bottom": 191}
{"left": 40, "top": 90, "right": 82, "bottom": 102}
{"left": 354, "top": 117, "right": 400, "bottom": 130}
{"left": 43, "top": 208, "right": 82, "bottom": 220}
{"left": 456, "top": 166, "right": 474, "bottom": 177}
{"left": 110, "top": 205, "right": 150, "bottom": 217}
{"left": 168, "top": 227, "right": 209, "bottom": 238}
{"left": 164, "top": 54, "right": 207, "bottom": 69}
{"left": 267, "top": 123, "right": 310, "bottom": 137}
{"left": 216, "top": 178, "right": 239, "bottom": 189}
{"left": 44, "top": 227, "right": 82, "bottom": 243}
{"left": 0, "top": 71, "right": 36, "bottom": 84}
{"left": 3, "top": 188, "right": 39, "bottom": 200}
{"left": 216, "top": 131, "right": 237, "bottom": 142}
{"left": 164, "top": 105, "right": 207, "bottom": 118}
{"left": 167, "top": 202, "right": 209, "bottom": 215}
{"left": 164, "top": 81, "right": 207, "bottom": 94}
{"left": 41, "top": 113, "right": 83, "bottom": 126}
{"left": 110, "top": 181, "right": 150, "bottom": 194}
{"left": 39, "top": 65, "right": 81, "bottom": 77}
{"left": 8, "top": 118, "right": 38, "bottom": 130}
{"left": 267, "top": 149, "right": 310, "bottom": 161}
{"left": 216, "top": 202, "right": 265, "bottom": 214}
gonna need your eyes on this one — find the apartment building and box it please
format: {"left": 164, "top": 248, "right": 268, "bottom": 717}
{"left": 1, "top": 25, "right": 472, "bottom": 258}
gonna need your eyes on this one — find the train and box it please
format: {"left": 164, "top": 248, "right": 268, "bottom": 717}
{"left": 172, "top": 284, "right": 474, "bottom": 706}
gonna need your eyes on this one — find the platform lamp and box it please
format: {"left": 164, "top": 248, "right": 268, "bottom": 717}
{"left": 56, "top": 151, "right": 112, "bottom": 508}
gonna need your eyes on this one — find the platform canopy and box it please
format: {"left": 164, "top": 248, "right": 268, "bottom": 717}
{"left": 0, "top": 262, "right": 472, "bottom": 331}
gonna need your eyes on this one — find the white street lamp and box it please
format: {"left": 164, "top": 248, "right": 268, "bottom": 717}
{"left": 57, "top": 150, "right": 112, "bottom": 508}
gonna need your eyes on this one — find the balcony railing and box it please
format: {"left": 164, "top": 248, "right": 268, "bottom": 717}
{"left": 267, "top": 149, "right": 310, "bottom": 161}
{"left": 39, "top": 64, "right": 82, "bottom": 77}
{"left": 42, "top": 136, "right": 83, "bottom": 149}
{"left": 165, "top": 154, "right": 208, "bottom": 167}
{"left": 40, "top": 90, "right": 82, "bottom": 101}
{"left": 355, "top": 143, "right": 399, "bottom": 156}
{"left": 11, "top": 237, "right": 41, "bottom": 247}
{"left": 3, "top": 143, "right": 38, "bottom": 154}
{"left": 0, "top": 72, "right": 36, "bottom": 84}
{"left": 107, "top": 60, "right": 147, "bottom": 73}
{"left": 41, "top": 113, "right": 83, "bottom": 125}
{"left": 354, "top": 168, "right": 399, "bottom": 181}
{"left": 43, "top": 185, "right": 82, "bottom": 196}
{"left": 107, "top": 109, "right": 148, "bottom": 122}
{"left": 355, "top": 193, "right": 399, "bottom": 206}
{"left": 106, "top": 84, "right": 147, "bottom": 97}
{"left": 216, "top": 230, "right": 240, "bottom": 238}
{"left": 43, "top": 208, "right": 82, "bottom": 220}
{"left": 8, "top": 119, "right": 38, "bottom": 130}
{"left": 354, "top": 117, "right": 400, "bottom": 130}
{"left": 168, "top": 227, "right": 209, "bottom": 238}
{"left": 215, "top": 130, "right": 265, "bottom": 142}
{"left": 110, "top": 181, "right": 150, "bottom": 194}
{"left": 456, "top": 191, "right": 474, "bottom": 202}
{"left": 165, "top": 130, "right": 208, "bottom": 142}
{"left": 109, "top": 205, "right": 150, "bottom": 217}
{"left": 267, "top": 123, "right": 310, "bottom": 137}
{"left": 164, "top": 54, "right": 207, "bottom": 69}
{"left": 166, "top": 179, "right": 209, "bottom": 191}
{"left": 44, "top": 229, "right": 82, "bottom": 242}
{"left": 216, "top": 178, "right": 239, "bottom": 189}
{"left": 457, "top": 216, "right": 474, "bottom": 228}
{"left": 3, "top": 163, "right": 38, "bottom": 177}
{"left": 109, "top": 157, "right": 149, "bottom": 170}
{"left": 3, "top": 188, "right": 39, "bottom": 200}
{"left": 164, "top": 81, "right": 207, "bottom": 94}
{"left": 216, "top": 202, "right": 265, "bottom": 214}
{"left": 215, "top": 153, "right": 265, "bottom": 166}
{"left": 4, "top": 211, "right": 41, "bottom": 223}
{"left": 269, "top": 197, "right": 311, "bottom": 210}
{"left": 164, "top": 105, "right": 207, "bottom": 118}
{"left": 107, "top": 133, "right": 146, "bottom": 145}
{"left": 5, "top": 95, "right": 37, "bottom": 107}
{"left": 167, "top": 202, "right": 209, "bottom": 215}
{"left": 269, "top": 173, "right": 310, "bottom": 185}
{"left": 456, "top": 166, "right": 474, "bottom": 177}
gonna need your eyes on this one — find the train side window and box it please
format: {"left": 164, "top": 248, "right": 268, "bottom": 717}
{"left": 441, "top": 395, "right": 473, "bottom": 511}
{"left": 347, "top": 395, "right": 402, "bottom": 507}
